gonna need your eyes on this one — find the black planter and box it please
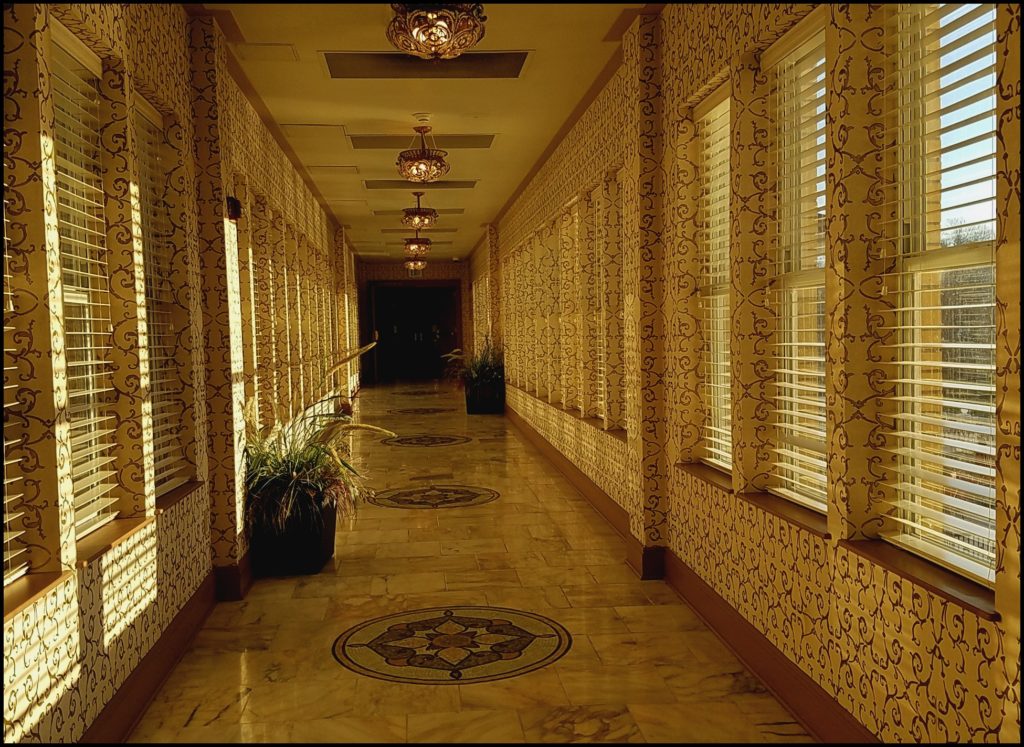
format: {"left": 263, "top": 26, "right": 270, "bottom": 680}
{"left": 250, "top": 500, "right": 337, "bottom": 577}
{"left": 465, "top": 380, "right": 505, "bottom": 414}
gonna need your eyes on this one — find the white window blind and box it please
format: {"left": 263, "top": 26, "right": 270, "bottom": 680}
{"left": 696, "top": 94, "right": 733, "bottom": 472}
{"left": 4, "top": 173, "right": 29, "bottom": 584}
{"left": 881, "top": 3, "right": 998, "bottom": 586}
{"left": 53, "top": 42, "right": 120, "bottom": 538}
{"left": 767, "top": 29, "right": 828, "bottom": 513}
{"left": 136, "top": 105, "right": 191, "bottom": 496}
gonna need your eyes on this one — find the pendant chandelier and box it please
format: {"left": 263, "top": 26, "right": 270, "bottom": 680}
{"left": 402, "top": 191, "right": 439, "bottom": 229}
{"left": 386, "top": 4, "right": 487, "bottom": 61}
{"left": 404, "top": 230, "right": 432, "bottom": 258}
{"left": 405, "top": 258, "right": 428, "bottom": 271}
{"left": 396, "top": 123, "right": 450, "bottom": 183}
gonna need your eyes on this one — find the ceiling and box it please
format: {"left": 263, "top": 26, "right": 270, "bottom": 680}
{"left": 201, "top": 3, "right": 644, "bottom": 262}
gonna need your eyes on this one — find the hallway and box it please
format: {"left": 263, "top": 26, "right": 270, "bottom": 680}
{"left": 128, "top": 384, "right": 809, "bottom": 743}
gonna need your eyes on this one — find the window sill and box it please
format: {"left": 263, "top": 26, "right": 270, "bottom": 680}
{"left": 739, "top": 491, "right": 830, "bottom": 539}
{"left": 75, "top": 516, "right": 155, "bottom": 569}
{"left": 838, "top": 539, "right": 998, "bottom": 621}
{"left": 511, "top": 385, "right": 627, "bottom": 442}
{"left": 4, "top": 570, "right": 73, "bottom": 623}
{"left": 602, "top": 426, "right": 627, "bottom": 444}
{"left": 155, "top": 479, "right": 204, "bottom": 512}
{"left": 675, "top": 461, "right": 734, "bottom": 494}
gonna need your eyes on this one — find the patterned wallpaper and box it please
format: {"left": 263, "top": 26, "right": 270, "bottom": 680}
{"left": 3, "top": 4, "right": 355, "bottom": 742}
{"left": 496, "top": 3, "right": 1021, "bottom": 742}
{"left": 469, "top": 238, "right": 490, "bottom": 353}
{"left": 2, "top": 5, "right": 211, "bottom": 742}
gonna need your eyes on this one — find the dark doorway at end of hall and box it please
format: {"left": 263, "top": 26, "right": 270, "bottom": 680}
{"left": 364, "top": 281, "right": 463, "bottom": 384}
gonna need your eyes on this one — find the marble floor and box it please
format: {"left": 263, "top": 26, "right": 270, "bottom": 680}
{"left": 129, "top": 383, "right": 811, "bottom": 743}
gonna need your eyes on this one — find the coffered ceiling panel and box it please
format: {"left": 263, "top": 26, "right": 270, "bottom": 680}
{"left": 203, "top": 3, "right": 644, "bottom": 261}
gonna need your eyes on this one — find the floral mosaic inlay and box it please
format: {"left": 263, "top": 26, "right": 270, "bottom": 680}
{"left": 368, "top": 484, "right": 499, "bottom": 510}
{"left": 387, "top": 407, "right": 457, "bottom": 415}
{"left": 333, "top": 607, "right": 572, "bottom": 684}
{"left": 380, "top": 434, "right": 472, "bottom": 448}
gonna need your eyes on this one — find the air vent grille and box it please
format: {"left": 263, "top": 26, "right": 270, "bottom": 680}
{"left": 365, "top": 180, "right": 476, "bottom": 190}
{"left": 380, "top": 227, "right": 457, "bottom": 234}
{"left": 324, "top": 51, "right": 528, "bottom": 79}
{"left": 350, "top": 134, "right": 494, "bottom": 149}
{"left": 374, "top": 208, "right": 465, "bottom": 216}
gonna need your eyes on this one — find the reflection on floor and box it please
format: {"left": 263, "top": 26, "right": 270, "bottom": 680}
{"left": 129, "top": 383, "right": 811, "bottom": 743}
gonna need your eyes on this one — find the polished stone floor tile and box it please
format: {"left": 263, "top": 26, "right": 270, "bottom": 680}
{"left": 128, "top": 383, "right": 807, "bottom": 744}
{"left": 613, "top": 604, "right": 704, "bottom": 633}
{"left": 628, "top": 700, "right": 764, "bottom": 743}
{"left": 458, "top": 669, "right": 572, "bottom": 710}
{"left": 556, "top": 665, "right": 676, "bottom": 706}
{"left": 587, "top": 631, "right": 702, "bottom": 668}
{"left": 561, "top": 583, "right": 661, "bottom": 608}
{"left": 519, "top": 705, "right": 645, "bottom": 743}
{"left": 407, "top": 709, "right": 527, "bottom": 743}
{"left": 289, "top": 715, "right": 407, "bottom": 743}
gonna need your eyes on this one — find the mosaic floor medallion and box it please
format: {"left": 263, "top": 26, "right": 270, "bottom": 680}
{"left": 380, "top": 434, "right": 472, "bottom": 447}
{"left": 387, "top": 407, "right": 456, "bottom": 415}
{"left": 368, "top": 484, "right": 499, "bottom": 509}
{"left": 333, "top": 606, "right": 572, "bottom": 684}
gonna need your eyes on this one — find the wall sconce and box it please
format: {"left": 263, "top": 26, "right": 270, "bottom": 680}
{"left": 226, "top": 196, "right": 242, "bottom": 222}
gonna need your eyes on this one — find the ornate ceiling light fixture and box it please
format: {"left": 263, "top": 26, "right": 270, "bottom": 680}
{"left": 402, "top": 191, "right": 439, "bottom": 229}
{"left": 396, "top": 115, "right": 450, "bottom": 183}
{"left": 404, "top": 258, "right": 428, "bottom": 271}
{"left": 386, "top": 4, "right": 487, "bottom": 61}
{"left": 404, "top": 230, "right": 432, "bottom": 258}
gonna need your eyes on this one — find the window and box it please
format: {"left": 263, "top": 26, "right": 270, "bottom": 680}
{"left": 766, "top": 20, "right": 828, "bottom": 512}
{"left": 882, "top": 3, "right": 998, "bottom": 586}
{"left": 136, "top": 103, "right": 191, "bottom": 496}
{"left": 3, "top": 173, "right": 28, "bottom": 584}
{"left": 52, "top": 39, "right": 120, "bottom": 538}
{"left": 696, "top": 89, "right": 733, "bottom": 472}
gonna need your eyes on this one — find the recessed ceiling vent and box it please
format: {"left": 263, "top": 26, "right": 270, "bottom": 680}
{"left": 350, "top": 134, "right": 494, "bottom": 150}
{"left": 380, "top": 227, "right": 457, "bottom": 234}
{"left": 324, "top": 51, "right": 528, "bottom": 79}
{"left": 307, "top": 165, "right": 360, "bottom": 173}
{"left": 374, "top": 207, "right": 465, "bottom": 216}
{"left": 364, "top": 180, "right": 476, "bottom": 190}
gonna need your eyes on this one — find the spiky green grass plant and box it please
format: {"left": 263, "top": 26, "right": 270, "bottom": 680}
{"left": 243, "top": 343, "right": 393, "bottom": 536}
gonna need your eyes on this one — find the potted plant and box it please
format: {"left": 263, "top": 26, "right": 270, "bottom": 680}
{"left": 443, "top": 336, "right": 505, "bottom": 414}
{"left": 243, "top": 344, "right": 392, "bottom": 576}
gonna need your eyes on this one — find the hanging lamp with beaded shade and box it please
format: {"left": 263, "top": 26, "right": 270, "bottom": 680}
{"left": 396, "top": 118, "right": 451, "bottom": 183}
{"left": 402, "top": 191, "right": 439, "bottom": 229}
{"left": 404, "top": 230, "right": 433, "bottom": 258}
{"left": 386, "top": 4, "right": 487, "bottom": 61}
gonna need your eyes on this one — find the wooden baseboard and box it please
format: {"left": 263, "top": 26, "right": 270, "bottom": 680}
{"left": 213, "top": 550, "right": 252, "bottom": 601}
{"left": 626, "top": 544, "right": 665, "bottom": 580}
{"left": 664, "top": 551, "right": 877, "bottom": 743}
{"left": 80, "top": 572, "right": 216, "bottom": 743}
